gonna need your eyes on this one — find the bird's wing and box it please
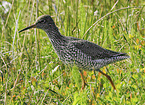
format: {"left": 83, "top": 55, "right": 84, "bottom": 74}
{"left": 69, "top": 39, "right": 128, "bottom": 60}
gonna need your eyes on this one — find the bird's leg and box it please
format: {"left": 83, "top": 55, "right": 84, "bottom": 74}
{"left": 79, "top": 70, "right": 87, "bottom": 89}
{"left": 97, "top": 69, "right": 116, "bottom": 90}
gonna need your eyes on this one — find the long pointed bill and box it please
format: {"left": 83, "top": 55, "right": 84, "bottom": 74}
{"left": 18, "top": 24, "right": 36, "bottom": 33}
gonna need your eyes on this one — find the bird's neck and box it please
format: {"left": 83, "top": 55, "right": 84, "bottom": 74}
{"left": 45, "top": 29, "right": 64, "bottom": 40}
{"left": 45, "top": 29, "right": 67, "bottom": 46}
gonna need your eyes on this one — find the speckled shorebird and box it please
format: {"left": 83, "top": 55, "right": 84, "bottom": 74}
{"left": 19, "top": 15, "right": 130, "bottom": 90}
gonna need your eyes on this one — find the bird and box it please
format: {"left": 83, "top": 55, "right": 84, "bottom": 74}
{"left": 19, "top": 15, "right": 130, "bottom": 90}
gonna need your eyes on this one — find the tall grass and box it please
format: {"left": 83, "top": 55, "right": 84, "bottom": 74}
{"left": 0, "top": 0, "right": 145, "bottom": 104}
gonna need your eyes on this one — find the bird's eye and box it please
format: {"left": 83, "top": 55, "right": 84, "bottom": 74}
{"left": 39, "top": 19, "right": 45, "bottom": 23}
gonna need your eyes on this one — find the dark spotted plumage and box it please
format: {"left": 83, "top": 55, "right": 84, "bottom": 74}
{"left": 19, "top": 15, "right": 130, "bottom": 90}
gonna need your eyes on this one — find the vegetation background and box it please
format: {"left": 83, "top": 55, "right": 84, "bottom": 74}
{"left": 0, "top": 0, "right": 145, "bottom": 104}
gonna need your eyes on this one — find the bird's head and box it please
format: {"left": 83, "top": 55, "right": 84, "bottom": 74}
{"left": 19, "top": 15, "right": 57, "bottom": 33}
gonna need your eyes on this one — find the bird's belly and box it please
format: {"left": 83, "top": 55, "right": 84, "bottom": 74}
{"left": 53, "top": 45, "right": 110, "bottom": 70}
{"left": 55, "top": 48, "right": 98, "bottom": 70}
